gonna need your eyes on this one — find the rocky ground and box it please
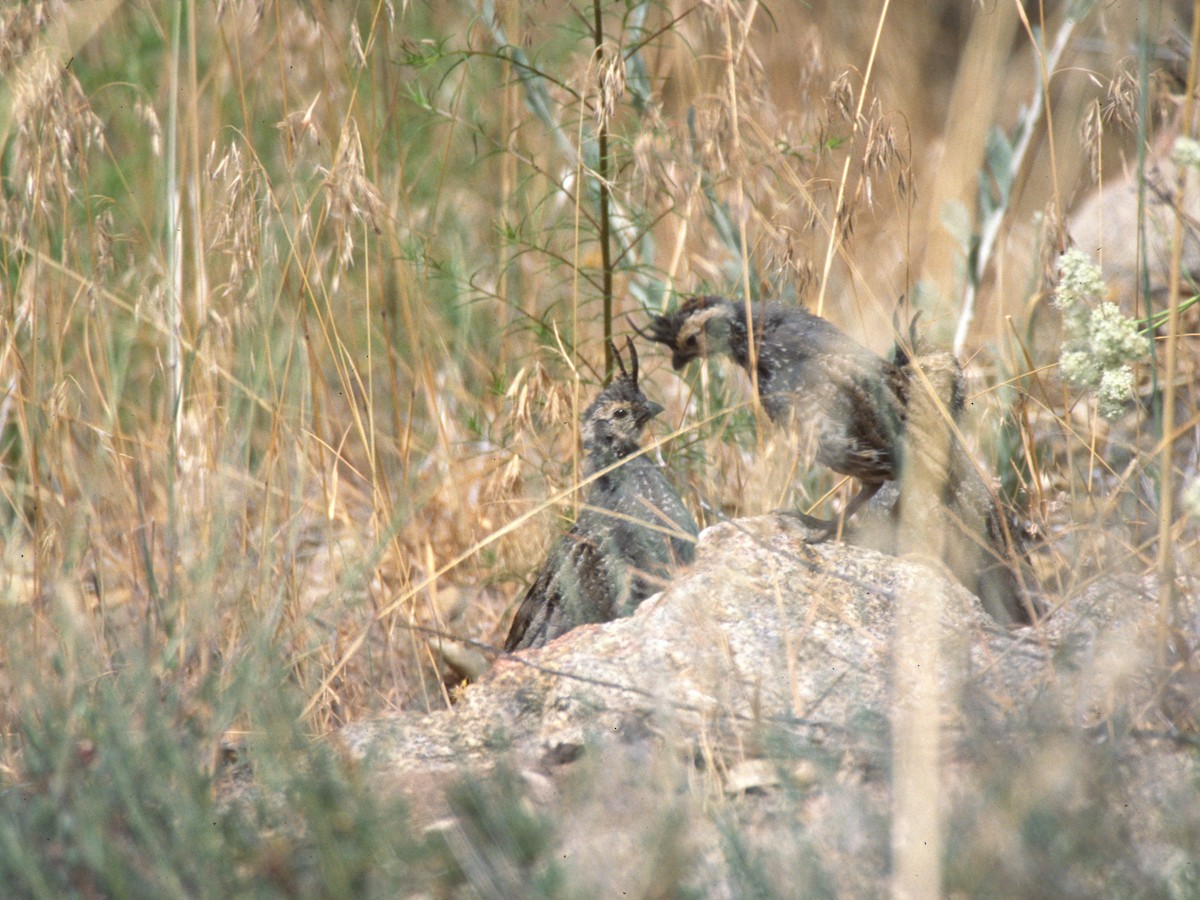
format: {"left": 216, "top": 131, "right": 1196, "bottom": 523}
{"left": 337, "top": 515, "right": 1200, "bottom": 896}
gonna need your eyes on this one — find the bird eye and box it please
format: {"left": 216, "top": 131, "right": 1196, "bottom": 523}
{"left": 613, "top": 408, "right": 629, "bottom": 418}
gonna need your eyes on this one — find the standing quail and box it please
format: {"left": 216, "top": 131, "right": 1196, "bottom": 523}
{"left": 504, "top": 338, "right": 699, "bottom": 652}
{"left": 637, "top": 295, "right": 1041, "bottom": 625}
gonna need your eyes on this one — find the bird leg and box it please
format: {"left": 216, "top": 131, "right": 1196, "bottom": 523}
{"left": 777, "top": 480, "right": 885, "bottom": 543}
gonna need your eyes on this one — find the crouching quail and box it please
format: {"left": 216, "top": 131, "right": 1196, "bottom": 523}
{"left": 504, "top": 338, "right": 699, "bottom": 652}
{"left": 637, "top": 295, "right": 1041, "bottom": 625}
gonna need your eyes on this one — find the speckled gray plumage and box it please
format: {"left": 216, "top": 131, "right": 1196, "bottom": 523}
{"left": 642, "top": 296, "right": 1041, "bottom": 625}
{"left": 504, "top": 343, "right": 698, "bottom": 652}
{"left": 646, "top": 295, "right": 905, "bottom": 492}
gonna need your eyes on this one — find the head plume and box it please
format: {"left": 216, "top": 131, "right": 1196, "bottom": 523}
{"left": 608, "top": 336, "right": 639, "bottom": 386}
{"left": 581, "top": 336, "right": 661, "bottom": 462}
{"left": 630, "top": 296, "right": 733, "bottom": 370}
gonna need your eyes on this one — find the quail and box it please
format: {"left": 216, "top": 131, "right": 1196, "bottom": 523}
{"left": 887, "top": 317, "right": 1041, "bottom": 624}
{"left": 637, "top": 295, "right": 1041, "bottom": 625}
{"left": 504, "top": 338, "right": 699, "bottom": 652}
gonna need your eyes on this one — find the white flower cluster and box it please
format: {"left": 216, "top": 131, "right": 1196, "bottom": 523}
{"left": 1182, "top": 476, "right": 1200, "bottom": 520}
{"left": 1171, "top": 136, "right": 1200, "bottom": 171}
{"left": 1053, "top": 249, "right": 1147, "bottom": 419}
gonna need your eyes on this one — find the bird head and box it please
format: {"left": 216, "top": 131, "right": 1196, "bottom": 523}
{"left": 633, "top": 295, "right": 733, "bottom": 370}
{"left": 580, "top": 338, "right": 663, "bottom": 459}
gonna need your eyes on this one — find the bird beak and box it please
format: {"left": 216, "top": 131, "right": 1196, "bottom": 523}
{"left": 641, "top": 400, "right": 664, "bottom": 423}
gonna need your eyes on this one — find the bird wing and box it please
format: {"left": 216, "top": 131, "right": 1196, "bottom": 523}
{"left": 502, "top": 553, "right": 557, "bottom": 652}
{"left": 630, "top": 468, "right": 698, "bottom": 566}
{"left": 503, "top": 526, "right": 615, "bottom": 652}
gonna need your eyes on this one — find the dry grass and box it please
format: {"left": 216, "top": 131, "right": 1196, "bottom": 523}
{"left": 0, "top": 0, "right": 1198, "bottom": 892}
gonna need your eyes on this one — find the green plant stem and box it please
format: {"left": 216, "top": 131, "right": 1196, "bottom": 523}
{"left": 1139, "top": 294, "right": 1200, "bottom": 334}
{"left": 593, "top": 0, "right": 614, "bottom": 380}
{"left": 1155, "top": 0, "right": 1200, "bottom": 652}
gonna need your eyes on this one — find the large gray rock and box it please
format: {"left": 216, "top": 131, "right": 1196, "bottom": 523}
{"left": 337, "top": 515, "right": 1199, "bottom": 897}
{"left": 340, "top": 515, "right": 1045, "bottom": 770}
